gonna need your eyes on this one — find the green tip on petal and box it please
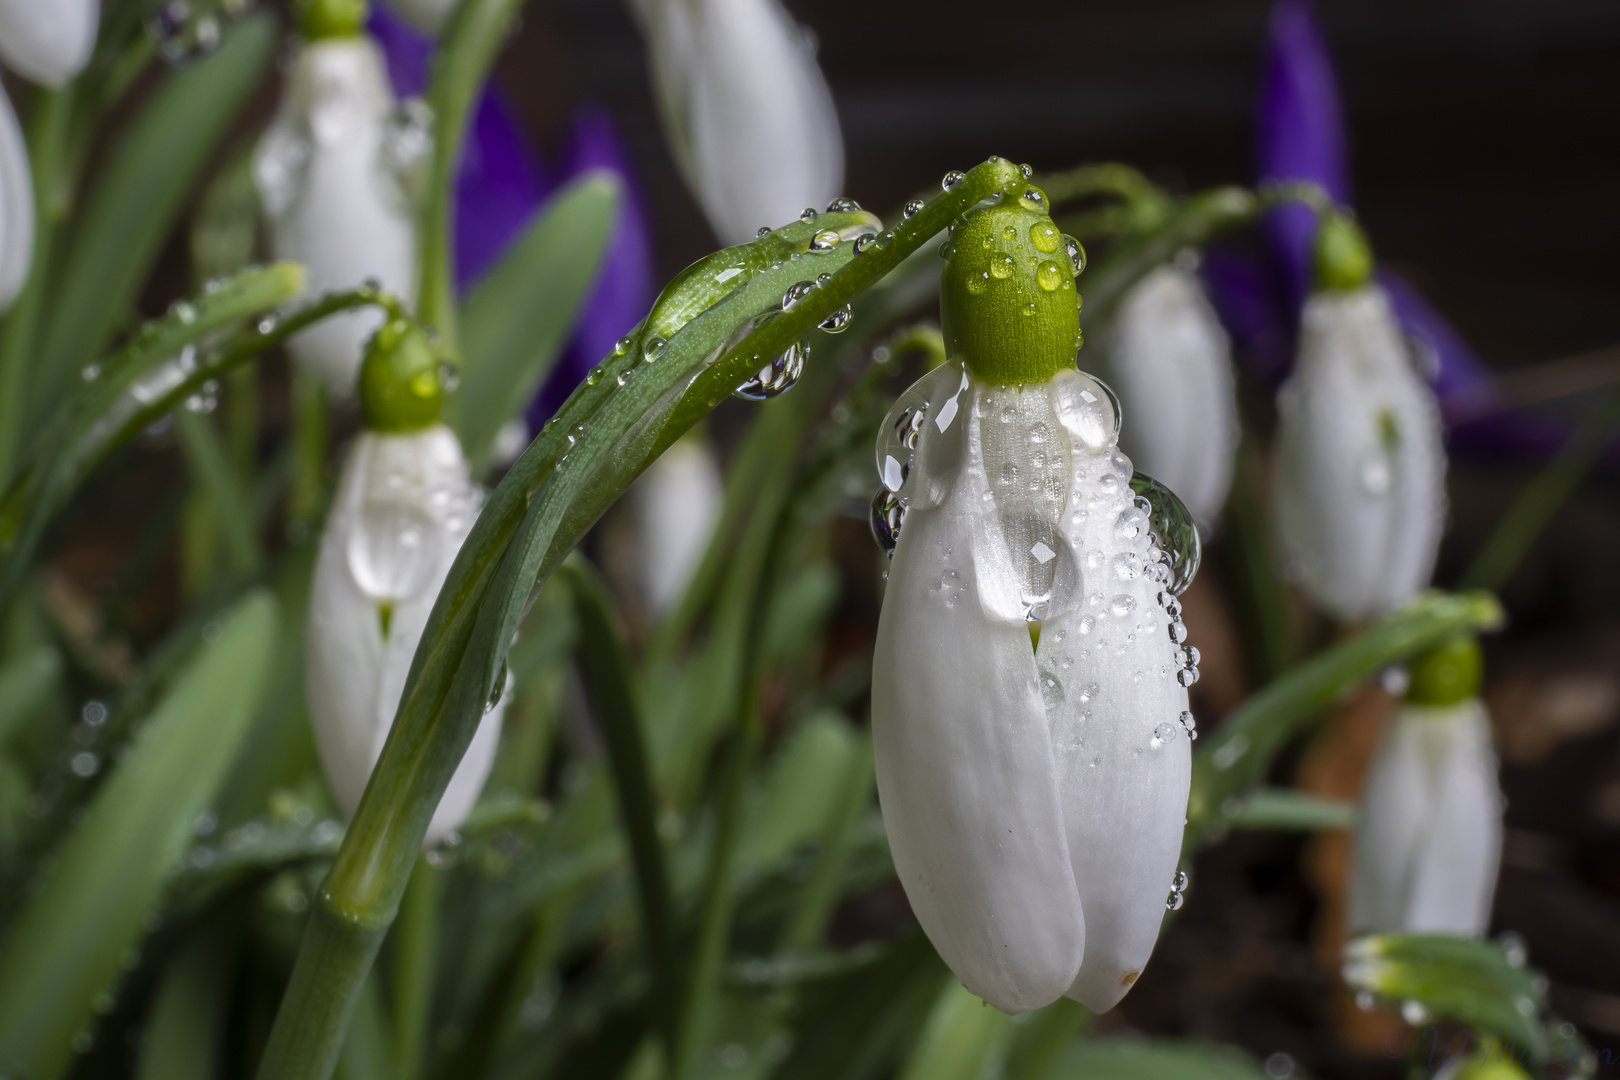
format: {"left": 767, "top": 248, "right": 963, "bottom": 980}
{"left": 1313, "top": 208, "right": 1374, "bottom": 292}
{"left": 1405, "top": 633, "right": 1483, "bottom": 707}
{"left": 360, "top": 319, "right": 447, "bottom": 433}
{"left": 299, "top": 0, "right": 369, "bottom": 39}
{"left": 939, "top": 184, "right": 1082, "bottom": 385}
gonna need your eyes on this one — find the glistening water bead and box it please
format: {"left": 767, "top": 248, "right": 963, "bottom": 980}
{"left": 1127, "top": 474, "right": 1201, "bottom": 595}
{"left": 734, "top": 341, "right": 808, "bottom": 400}
{"left": 870, "top": 489, "right": 905, "bottom": 557}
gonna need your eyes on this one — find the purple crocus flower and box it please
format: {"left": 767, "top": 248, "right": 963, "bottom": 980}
{"left": 527, "top": 107, "right": 656, "bottom": 432}
{"left": 368, "top": 7, "right": 656, "bottom": 435}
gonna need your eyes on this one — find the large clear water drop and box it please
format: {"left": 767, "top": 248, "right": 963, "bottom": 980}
{"left": 1129, "top": 472, "right": 1201, "bottom": 595}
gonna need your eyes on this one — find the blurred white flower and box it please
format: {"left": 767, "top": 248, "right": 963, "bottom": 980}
{"left": 1104, "top": 262, "right": 1238, "bottom": 533}
{"left": 0, "top": 85, "right": 32, "bottom": 311}
{"left": 1351, "top": 697, "right": 1502, "bottom": 935}
{"left": 634, "top": 429, "right": 722, "bottom": 614}
{"left": 631, "top": 0, "right": 844, "bottom": 246}
{"left": 306, "top": 424, "right": 502, "bottom": 846}
{"left": 1273, "top": 284, "right": 1444, "bottom": 621}
{"left": 871, "top": 358, "right": 1196, "bottom": 1014}
{"left": 0, "top": 0, "right": 97, "bottom": 87}
{"left": 255, "top": 36, "right": 418, "bottom": 394}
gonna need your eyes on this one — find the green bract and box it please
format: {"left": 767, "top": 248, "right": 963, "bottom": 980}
{"left": 1405, "top": 633, "right": 1484, "bottom": 707}
{"left": 1313, "top": 208, "right": 1374, "bottom": 292}
{"left": 360, "top": 319, "right": 446, "bottom": 433}
{"left": 940, "top": 186, "right": 1081, "bottom": 384}
{"left": 299, "top": 0, "right": 369, "bottom": 38}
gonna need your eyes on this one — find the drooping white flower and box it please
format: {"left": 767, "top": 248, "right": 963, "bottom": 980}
{"left": 1273, "top": 283, "right": 1444, "bottom": 621}
{"left": 1102, "top": 262, "right": 1238, "bottom": 533}
{"left": 871, "top": 191, "right": 1197, "bottom": 1015}
{"left": 306, "top": 326, "right": 500, "bottom": 846}
{"left": 631, "top": 0, "right": 843, "bottom": 246}
{"left": 1350, "top": 636, "right": 1501, "bottom": 936}
{"left": 255, "top": 35, "right": 418, "bottom": 394}
{"left": 0, "top": 0, "right": 98, "bottom": 87}
{"left": 633, "top": 428, "right": 722, "bottom": 613}
{"left": 0, "top": 84, "right": 32, "bottom": 311}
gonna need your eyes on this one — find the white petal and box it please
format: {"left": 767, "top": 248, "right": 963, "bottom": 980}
{"left": 634, "top": 431, "right": 722, "bottom": 613}
{"left": 639, "top": 0, "right": 843, "bottom": 245}
{"left": 873, "top": 381, "right": 1085, "bottom": 1014}
{"left": 0, "top": 83, "right": 33, "bottom": 311}
{"left": 307, "top": 426, "right": 500, "bottom": 847}
{"left": 380, "top": 0, "right": 459, "bottom": 35}
{"left": 1273, "top": 286, "right": 1445, "bottom": 621}
{"left": 256, "top": 39, "right": 417, "bottom": 394}
{"left": 0, "top": 0, "right": 97, "bottom": 87}
{"left": 1104, "top": 266, "right": 1238, "bottom": 533}
{"left": 1042, "top": 376, "right": 1191, "bottom": 1011}
{"left": 1350, "top": 700, "right": 1503, "bottom": 935}
{"left": 1404, "top": 700, "right": 1502, "bottom": 934}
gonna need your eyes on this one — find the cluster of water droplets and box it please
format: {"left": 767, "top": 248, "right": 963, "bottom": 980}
{"left": 144, "top": 0, "right": 253, "bottom": 65}
{"left": 1165, "top": 868, "right": 1190, "bottom": 910}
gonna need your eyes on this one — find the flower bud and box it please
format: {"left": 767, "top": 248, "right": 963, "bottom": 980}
{"left": 256, "top": 34, "right": 419, "bottom": 394}
{"left": 1350, "top": 636, "right": 1501, "bottom": 936}
{"left": 0, "top": 85, "right": 32, "bottom": 312}
{"left": 359, "top": 318, "right": 445, "bottom": 432}
{"left": 0, "top": 0, "right": 98, "bottom": 87}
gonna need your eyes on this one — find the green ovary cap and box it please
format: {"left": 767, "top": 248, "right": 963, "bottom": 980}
{"left": 1405, "top": 633, "right": 1483, "bottom": 708}
{"left": 940, "top": 186, "right": 1081, "bottom": 385}
{"left": 360, "top": 318, "right": 445, "bottom": 433}
{"left": 299, "top": 0, "right": 368, "bottom": 39}
{"left": 1314, "top": 208, "right": 1374, "bottom": 292}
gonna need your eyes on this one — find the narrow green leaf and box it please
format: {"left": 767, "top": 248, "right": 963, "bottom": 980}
{"left": 736, "top": 712, "right": 860, "bottom": 879}
{"left": 136, "top": 928, "right": 230, "bottom": 1080}
{"left": 0, "top": 590, "right": 278, "bottom": 1080}
{"left": 451, "top": 174, "right": 620, "bottom": 468}
{"left": 898, "top": 981, "right": 1018, "bottom": 1080}
{"left": 1185, "top": 591, "right": 1504, "bottom": 852}
{"left": 29, "top": 14, "right": 277, "bottom": 426}
{"left": 0, "top": 645, "right": 61, "bottom": 748}
{"left": 1225, "top": 787, "right": 1357, "bottom": 832}
{"left": 175, "top": 407, "right": 262, "bottom": 578}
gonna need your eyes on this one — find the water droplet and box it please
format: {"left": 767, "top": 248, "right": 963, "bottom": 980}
{"left": 1018, "top": 163, "right": 1034, "bottom": 179}
{"left": 1018, "top": 188, "right": 1045, "bottom": 211}
{"left": 782, "top": 280, "right": 816, "bottom": 310}
{"left": 173, "top": 301, "right": 197, "bottom": 324}
{"left": 734, "top": 340, "right": 808, "bottom": 400}
{"left": 809, "top": 228, "right": 840, "bottom": 251}
{"left": 1150, "top": 721, "right": 1177, "bottom": 749}
{"left": 614, "top": 336, "right": 633, "bottom": 356}
{"left": 1401, "top": 1001, "right": 1429, "bottom": 1025}
{"left": 756, "top": 226, "right": 772, "bottom": 238}
{"left": 642, "top": 336, "right": 667, "bottom": 362}
{"left": 616, "top": 368, "right": 635, "bottom": 387}
{"left": 903, "top": 199, "right": 925, "bottom": 218}
{"left": 1128, "top": 473, "right": 1201, "bottom": 595}
{"left": 941, "top": 170, "right": 965, "bottom": 191}
{"left": 800, "top": 207, "right": 819, "bottom": 221}
{"left": 818, "top": 304, "right": 853, "bottom": 333}
{"left": 485, "top": 662, "right": 508, "bottom": 713}
{"left": 1168, "top": 620, "right": 1189, "bottom": 644}
{"left": 257, "top": 315, "right": 278, "bottom": 335}
{"left": 145, "top": 1, "right": 228, "bottom": 64}
{"left": 1498, "top": 931, "right": 1528, "bottom": 967}
{"left": 1079, "top": 681, "right": 1100, "bottom": 703}
{"left": 1063, "top": 234, "right": 1086, "bottom": 275}
{"left": 853, "top": 234, "right": 877, "bottom": 255}
{"left": 1029, "top": 220, "right": 1060, "bottom": 253}
{"left": 1354, "top": 989, "right": 1377, "bottom": 1011}
{"left": 81, "top": 364, "right": 100, "bottom": 382}
{"left": 1036, "top": 261, "right": 1063, "bottom": 291}
{"left": 1172, "top": 870, "right": 1189, "bottom": 891}
{"left": 826, "top": 197, "right": 860, "bottom": 212}
{"left": 1357, "top": 451, "right": 1392, "bottom": 495}
{"left": 1038, "top": 670, "right": 1065, "bottom": 710}
{"left": 1165, "top": 889, "right": 1184, "bottom": 911}
{"left": 990, "top": 253, "right": 1015, "bottom": 279}
{"left": 585, "top": 366, "right": 604, "bottom": 386}
{"left": 1110, "top": 595, "right": 1136, "bottom": 616}
{"left": 869, "top": 489, "right": 905, "bottom": 557}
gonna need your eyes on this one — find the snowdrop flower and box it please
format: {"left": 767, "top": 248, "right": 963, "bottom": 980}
{"left": 0, "top": 0, "right": 98, "bottom": 88}
{"left": 0, "top": 86, "right": 30, "bottom": 312}
{"left": 256, "top": 6, "right": 419, "bottom": 394}
{"left": 633, "top": 429, "right": 722, "bottom": 613}
{"left": 1101, "top": 261, "right": 1238, "bottom": 533}
{"left": 631, "top": 0, "right": 843, "bottom": 245}
{"left": 871, "top": 188, "right": 1200, "bottom": 1014}
{"left": 1273, "top": 213, "right": 1444, "bottom": 622}
{"left": 1350, "top": 635, "right": 1501, "bottom": 935}
{"left": 306, "top": 320, "right": 502, "bottom": 845}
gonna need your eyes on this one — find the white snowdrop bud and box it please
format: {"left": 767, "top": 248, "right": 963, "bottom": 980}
{"left": 0, "top": 0, "right": 98, "bottom": 87}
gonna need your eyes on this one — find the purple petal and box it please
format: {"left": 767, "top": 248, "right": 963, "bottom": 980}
{"left": 1200, "top": 248, "right": 1297, "bottom": 387}
{"left": 1257, "top": 0, "right": 1350, "bottom": 308}
{"left": 367, "top": 6, "right": 551, "bottom": 293}
{"left": 527, "top": 106, "right": 655, "bottom": 433}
